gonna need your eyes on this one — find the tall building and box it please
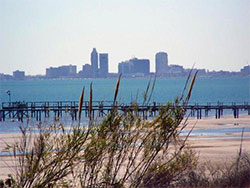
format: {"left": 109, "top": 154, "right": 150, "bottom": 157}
{"left": 155, "top": 52, "right": 168, "bottom": 76}
{"left": 91, "top": 48, "right": 98, "bottom": 77}
{"left": 130, "top": 58, "right": 150, "bottom": 75}
{"left": 99, "top": 53, "right": 109, "bottom": 77}
{"left": 168, "top": 65, "right": 184, "bottom": 75}
{"left": 67, "top": 65, "right": 77, "bottom": 76}
{"left": 118, "top": 61, "right": 133, "bottom": 75}
{"left": 78, "top": 64, "right": 93, "bottom": 78}
{"left": 240, "top": 65, "right": 250, "bottom": 76}
{"left": 13, "top": 70, "right": 25, "bottom": 80}
{"left": 118, "top": 58, "right": 150, "bottom": 76}
{"left": 46, "top": 65, "right": 77, "bottom": 78}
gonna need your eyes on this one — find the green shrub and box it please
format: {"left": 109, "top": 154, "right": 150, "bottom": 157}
{"left": 4, "top": 72, "right": 198, "bottom": 188}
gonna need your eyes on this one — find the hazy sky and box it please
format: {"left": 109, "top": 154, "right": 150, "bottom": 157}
{"left": 0, "top": 0, "right": 249, "bottom": 75}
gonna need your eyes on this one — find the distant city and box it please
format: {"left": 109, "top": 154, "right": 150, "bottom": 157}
{"left": 1, "top": 48, "right": 249, "bottom": 80}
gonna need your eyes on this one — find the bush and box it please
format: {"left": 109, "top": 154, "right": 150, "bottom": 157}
{"left": 4, "top": 73, "right": 198, "bottom": 188}
{"left": 175, "top": 153, "right": 250, "bottom": 188}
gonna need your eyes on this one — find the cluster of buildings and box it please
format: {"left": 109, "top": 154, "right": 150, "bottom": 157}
{"left": 118, "top": 58, "right": 150, "bottom": 77}
{"left": 118, "top": 52, "right": 205, "bottom": 77}
{"left": 0, "top": 70, "right": 25, "bottom": 80}
{"left": 0, "top": 48, "right": 249, "bottom": 80}
{"left": 79, "top": 49, "right": 108, "bottom": 78}
{"left": 46, "top": 48, "right": 109, "bottom": 78}
{"left": 46, "top": 65, "right": 77, "bottom": 79}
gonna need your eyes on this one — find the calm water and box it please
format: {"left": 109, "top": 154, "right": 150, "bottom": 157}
{"left": 0, "top": 77, "right": 249, "bottom": 134}
{"left": 0, "top": 77, "right": 249, "bottom": 104}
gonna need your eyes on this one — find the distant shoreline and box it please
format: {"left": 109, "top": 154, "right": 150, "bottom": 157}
{"left": 1, "top": 74, "right": 250, "bottom": 81}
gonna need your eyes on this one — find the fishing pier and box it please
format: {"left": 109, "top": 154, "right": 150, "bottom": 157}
{"left": 0, "top": 101, "right": 249, "bottom": 122}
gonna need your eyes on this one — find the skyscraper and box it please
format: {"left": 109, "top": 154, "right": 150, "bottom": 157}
{"left": 155, "top": 52, "right": 168, "bottom": 76}
{"left": 91, "top": 48, "right": 98, "bottom": 77}
{"left": 99, "top": 53, "right": 109, "bottom": 77}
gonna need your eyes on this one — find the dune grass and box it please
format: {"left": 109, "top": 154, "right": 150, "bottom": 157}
{"left": 0, "top": 72, "right": 207, "bottom": 188}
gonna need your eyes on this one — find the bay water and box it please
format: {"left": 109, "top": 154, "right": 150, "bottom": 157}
{"left": 1, "top": 77, "right": 249, "bottom": 104}
{"left": 0, "top": 77, "right": 249, "bottom": 134}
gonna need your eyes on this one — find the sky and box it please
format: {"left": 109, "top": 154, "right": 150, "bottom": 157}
{"left": 0, "top": 0, "right": 249, "bottom": 75}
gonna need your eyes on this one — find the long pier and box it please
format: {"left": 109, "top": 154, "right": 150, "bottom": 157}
{"left": 0, "top": 101, "right": 249, "bottom": 122}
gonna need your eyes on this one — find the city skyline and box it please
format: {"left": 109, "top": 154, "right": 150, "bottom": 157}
{"left": 0, "top": 0, "right": 249, "bottom": 75}
{"left": 1, "top": 48, "right": 249, "bottom": 79}
{"left": 1, "top": 48, "right": 249, "bottom": 77}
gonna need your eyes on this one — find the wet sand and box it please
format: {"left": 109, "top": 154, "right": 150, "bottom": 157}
{"left": 0, "top": 115, "right": 249, "bottom": 179}
{"left": 183, "top": 115, "right": 250, "bottom": 165}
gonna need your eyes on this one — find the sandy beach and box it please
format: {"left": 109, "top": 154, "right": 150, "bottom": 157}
{"left": 0, "top": 115, "right": 249, "bottom": 180}
{"left": 183, "top": 115, "right": 250, "bottom": 165}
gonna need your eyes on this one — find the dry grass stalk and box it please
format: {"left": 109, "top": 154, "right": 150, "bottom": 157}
{"left": 3, "top": 73, "right": 201, "bottom": 188}
{"left": 146, "top": 75, "right": 156, "bottom": 104}
{"left": 113, "top": 74, "right": 121, "bottom": 106}
{"left": 143, "top": 77, "right": 152, "bottom": 105}
{"left": 186, "top": 71, "right": 198, "bottom": 102}
{"left": 180, "top": 66, "right": 194, "bottom": 102}
{"left": 78, "top": 87, "right": 85, "bottom": 122}
{"left": 89, "top": 82, "right": 93, "bottom": 121}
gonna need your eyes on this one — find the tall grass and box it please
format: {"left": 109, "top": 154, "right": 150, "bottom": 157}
{"left": 78, "top": 87, "right": 85, "bottom": 123}
{"left": 174, "top": 128, "right": 250, "bottom": 188}
{"left": 3, "top": 72, "right": 201, "bottom": 188}
{"left": 174, "top": 152, "right": 250, "bottom": 188}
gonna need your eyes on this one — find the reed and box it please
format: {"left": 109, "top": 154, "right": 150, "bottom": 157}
{"left": 3, "top": 73, "right": 201, "bottom": 188}
{"left": 113, "top": 74, "right": 121, "bottom": 106}
{"left": 78, "top": 87, "right": 85, "bottom": 123}
{"left": 174, "top": 152, "right": 250, "bottom": 188}
{"left": 186, "top": 71, "right": 198, "bottom": 102}
{"left": 89, "top": 82, "right": 93, "bottom": 121}
{"left": 146, "top": 75, "right": 156, "bottom": 104}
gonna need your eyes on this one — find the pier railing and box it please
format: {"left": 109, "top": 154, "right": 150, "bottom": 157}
{"left": 0, "top": 101, "right": 249, "bottom": 122}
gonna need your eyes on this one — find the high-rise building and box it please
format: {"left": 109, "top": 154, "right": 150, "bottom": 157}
{"left": 130, "top": 58, "right": 150, "bottom": 75}
{"left": 118, "top": 58, "right": 150, "bottom": 76}
{"left": 91, "top": 48, "right": 98, "bottom": 77}
{"left": 68, "top": 65, "right": 77, "bottom": 76}
{"left": 99, "top": 53, "right": 109, "bottom": 77}
{"left": 155, "top": 52, "right": 168, "bottom": 76}
{"left": 118, "top": 61, "right": 133, "bottom": 75}
{"left": 13, "top": 70, "right": 25, "bottom": 80}
{"left": 46, "top": 65, "right": 77, "bottom": 78}
{"left": 240, "top": 65, "right": 250, "bottom": 76}
{"left": 78, "top": 64, "right": 93, "bottom": 78}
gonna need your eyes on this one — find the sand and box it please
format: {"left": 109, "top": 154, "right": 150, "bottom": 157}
{"left": 183, "top": 115, "right": 250, "bottom": 165}
{"left": 0, "top": 115, "right": 249, "bottom": 179}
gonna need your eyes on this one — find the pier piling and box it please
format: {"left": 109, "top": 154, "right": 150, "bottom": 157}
{"left": 0, "top": 101, "right": 249, "bottom": 122}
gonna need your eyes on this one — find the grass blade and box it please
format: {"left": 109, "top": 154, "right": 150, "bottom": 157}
{"left": 113, "top": 74, "right": 121, "bottom": 106}
{"left": 89, "top": 82, "right": 93, "bottom": 121}
{"left": 143, "top": 77, "right": 151, "bottom": 105}
{"left": 180, "top": 64, "right": 195, "bottom": 102}
{"left": 147, "top": 75, "right": 156, "bottom": 104}
{"left": 78, "top": 87, "right": 85, "bottom": 123}
{"left": 186, "top": 71, "right": 198, "bottom": 102}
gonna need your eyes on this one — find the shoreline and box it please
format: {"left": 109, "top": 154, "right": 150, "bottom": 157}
{"left": 0, "top": 114, "right": 249, "bottom": 134}
{"left": 0, "top": 115, "right": 249, "bottom": 179}
{"left": 183, "top": 115, "right": 250, "bottom": 165}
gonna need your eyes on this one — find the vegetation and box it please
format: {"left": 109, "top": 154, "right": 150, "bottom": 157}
{"left": 2, "top": 72, "right": 248, "bottom": 188}
{"left": 175, "top": 152, "right": 250, "bottom": 188}
{"left": 174, "top": 130, "right": 250, "bottom": 188}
